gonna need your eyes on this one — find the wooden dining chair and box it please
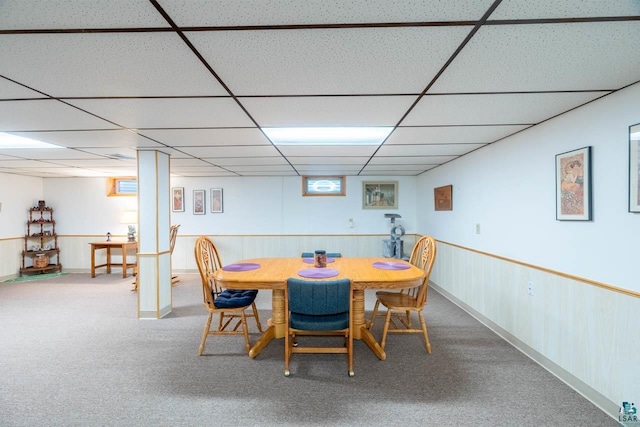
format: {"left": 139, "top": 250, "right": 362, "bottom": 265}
{"left": 368, "top": 235, "right": 437, "bottom": 354}
{"left": 194, "top": 236, "right": 262, "bottom": 356}
{"left": 285, "top": 277, "right": 354, "bottom": 377}
{"left": 169, "top": 224, "right": 180, "bottom": 284}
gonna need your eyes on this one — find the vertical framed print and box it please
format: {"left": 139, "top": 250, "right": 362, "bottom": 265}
{"left": 193, "top": 190, "right": 205, "bottom": 215}
{"left": 434, "top": 185, "right": 453, "bottom": 211}
{"left": 171, "top": 187, "right": 184, "bottom": 212}
{"left": 629, "top": 123, "right": 640, "bottom": 213}
{"left": 210, "top": 188, "right": 223, "bottom": 213}
{"left": 556, "top": 146, "right": 592, "bottom": 221}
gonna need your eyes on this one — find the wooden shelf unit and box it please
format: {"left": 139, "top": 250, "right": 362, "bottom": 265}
{"left": 20, "top": 205, "right": 62, "bottom": 277}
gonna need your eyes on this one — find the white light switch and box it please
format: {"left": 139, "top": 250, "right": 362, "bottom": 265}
{"left": 475, "top": 223, "right": 480, "bottom": 234}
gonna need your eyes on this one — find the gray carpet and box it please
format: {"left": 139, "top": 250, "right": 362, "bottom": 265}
{"left": 0, "top": 273, "right": 616, "bottom": 426}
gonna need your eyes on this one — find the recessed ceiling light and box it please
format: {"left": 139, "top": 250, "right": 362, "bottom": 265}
{"left": 0, "top": 133, "right": 64, "bottom": 149}
{"left": 263, "top": 127, "right": 393, "bottom": 145}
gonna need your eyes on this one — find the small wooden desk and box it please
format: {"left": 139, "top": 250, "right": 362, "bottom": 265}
{"left": 213, "top": 257, "right": 425, "bottom": 360}
{"left": 90, "top": 241, "right": 137, "bottom": 278}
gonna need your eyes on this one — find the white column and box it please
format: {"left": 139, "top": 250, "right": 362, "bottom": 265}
{"left": 137, "top": 150, "right": 172, "bottom": 319}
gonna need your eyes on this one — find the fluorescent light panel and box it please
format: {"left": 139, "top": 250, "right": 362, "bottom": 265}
{"left": 0, "top": 133, "right": 64, "bottom": 149}
{"left": 263, "top": 127, "right": 393, "bottom": 145}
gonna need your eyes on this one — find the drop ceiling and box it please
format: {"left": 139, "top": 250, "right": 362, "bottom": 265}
{"left": 0, "top": 0, "right": 638, "bottom": 178}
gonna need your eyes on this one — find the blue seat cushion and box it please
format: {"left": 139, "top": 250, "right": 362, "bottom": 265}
{"left": 290, "top": 312, "right": 349, "bottom": 331}
{"left": 214, "top": 289, "right": 258, "bottom": 308}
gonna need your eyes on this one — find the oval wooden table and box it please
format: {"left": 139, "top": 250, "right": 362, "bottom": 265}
{"left": 213, "top": 257, "right": 425, "bottom": 360}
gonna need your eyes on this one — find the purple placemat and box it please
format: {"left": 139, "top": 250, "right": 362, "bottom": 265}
{"left": 372, "top": 261, "right": 411, "bottom": 270}
{"left": 302, "top": 257, "right": 336, "bottom": 264}
{"left": 222, "top": 263, "right": 261, "bottom": 272}
{"left": 297, "top": 268, "right": 339, "bottom": 278}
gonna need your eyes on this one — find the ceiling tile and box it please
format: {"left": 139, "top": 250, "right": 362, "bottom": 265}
{"left": 431, "top": 22, "right": 640, "bottom": 92}
{"left": 403, "top": 92, "right": 609, "bottom": 126}
{"left": 68, "top": 98, "right": 254, "bottom": 129}
{"left": 367, "top": 155, "right": 457, "bottom": 165}
{"left": 0, "top": 33, "right": 228, "bottom": 97}
{"left": 0, "top": 100, "right": 118, "bottom": 131}
{"left": 241, "top": 95, "right": 417, "bottom": 127}
{"left": 377, "top": 143, "right": 485, "bottom": 156}
{"left": 186, "top": 145, "right": 282, "bottom": 158}
{"left": 388, "top": 125, "right": 530, "bottom": 144}
{"left": 210, "top": 157, "right": 290, "bottom": 166}
{"left": 0, "top": 0, "right": 168, "bottom": 29}
{"left": 9, "top": 129, "right": 154, "bottom": 148}
{"left": 160, "top": 0, "right": 494, "bottom": 26}
{"left": 277, "top": 145, "right": 378, "bottom": 157}
{"left": 138, "top": 128, "right": 271, "bottom": 146}
{"left": 187, "top": 27, "right": 472, "bottom": 95}
{"left": 491, "top": 0, "right": 640, "bottom": 19}
{"left": 0, "top": 77, "right": 46, "bottom": 99}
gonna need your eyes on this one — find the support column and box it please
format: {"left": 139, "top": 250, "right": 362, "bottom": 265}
{"left": 137, "top": 150, "right": 172, "bottom": 319}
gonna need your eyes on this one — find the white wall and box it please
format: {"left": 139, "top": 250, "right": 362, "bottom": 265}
{"left": 167, "top": 176, "right": 417, "bottom": 236}
{"left": 0, "top": 172, "right": 43, "bottom": 277}
{"left": 417, "top": 82, "right": 640, "bottom": 293}
{"left": 0, "top": 172, "right": 43, "bottom": 238}
{"left": 417, "top": 81, "right": 640, "bottom": 418}
{"left": 41, "top": 175, "right": 416, "bottom": 237}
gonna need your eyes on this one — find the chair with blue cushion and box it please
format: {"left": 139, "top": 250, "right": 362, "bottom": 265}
{"left": 194, "top": 236, "right": 262, "bottom": 356}
{"left": 285, "top": 277, "right": 354, "bottom": 377}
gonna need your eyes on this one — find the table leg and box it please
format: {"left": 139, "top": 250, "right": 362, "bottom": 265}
{"left": 248, "top": 325, "right": 275, "bottom": 359}
{"left": 106, "top": 247, "right": 111, "bottom": 274}
{"left": 352, "top": 289, "right": 386, "bottom": 360}
{"left": 91, "top": 245, "right": 96, "bottom": 278}
{"left": 122, "top": 244, "right": 128, "bottom": 278}
{"left": 359, "top": 327, "right": 387, "bottom": 361}
{"left": 247, "top": 288, "right": 286, "bottom": 358}
{"left": 352, "top": 289, "right": 366, "bottom": 339}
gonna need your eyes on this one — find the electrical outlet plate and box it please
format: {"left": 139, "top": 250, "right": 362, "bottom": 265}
{"left": 527, "top": 281, "right": 534, "bottom": 296}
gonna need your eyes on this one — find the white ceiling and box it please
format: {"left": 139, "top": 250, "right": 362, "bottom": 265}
{"left": 0, "top": 0, "right": 638, "bottom": 178}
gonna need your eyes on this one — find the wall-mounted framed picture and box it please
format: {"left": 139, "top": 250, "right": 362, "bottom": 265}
{"left": 363, "top": 181, "right": 398, "bottom": 209}
{"left": 210, "top": 188, "right": 223, "bottom": 213}
{"left": 556, "top": 146, "right": 592, "bottom": 221}
{"left": 629, "top": 122, "right": 640, "bottom": 213}
{"left": 171, "top": 187, "right": 184, "bottom": 212}
{"left": 193, "top": 190, "right": 205, "bottom": 215}
{"left": 434, "top": 185, "right": 453, "bottom": 211}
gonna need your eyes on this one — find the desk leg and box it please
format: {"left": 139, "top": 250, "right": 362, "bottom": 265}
{"left": 352, "top": 289, "right": 386, "bottom": 360}
{"left": 91, "top": 246, "right": 96, "bottom": 278}
{"left": 122, "top": 244, "right": 127, "bottom": 278}
{"left": 106, "top": 247, "right": 111, "bottom": 274}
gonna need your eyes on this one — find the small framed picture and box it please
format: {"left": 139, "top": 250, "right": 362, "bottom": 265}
{"left": 629, "top": 122, "right": 640, "bottom": 213}
{"left": 556, "top": 146, "right": 592, "bottom": 221}
{"left": 363, "top": 181, "right": 398, "bottom": 209}
{"left": 193, "top": 190, "right": 206, "bottom": 215}
{"left": 171, "top": 187, "right": 184, "bottom": 212}
{"left": 434, "top": 185, "right": 453, "bottom": 211}
{"left": 211, "top": 188, "right": 223, "bottom": 213}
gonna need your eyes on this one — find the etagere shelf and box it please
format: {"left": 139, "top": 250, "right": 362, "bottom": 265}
{"left": 20, "top": 202, "right": 62, "bottom": 276}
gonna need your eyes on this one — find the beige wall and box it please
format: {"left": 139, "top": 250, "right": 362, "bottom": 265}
{"left": 430, "top": 241, "right": 639, "bottom": 420}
